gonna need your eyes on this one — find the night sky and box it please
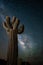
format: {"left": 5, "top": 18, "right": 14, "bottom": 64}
{"left": 0, "top": 0, "right": 43, "bottom": 64}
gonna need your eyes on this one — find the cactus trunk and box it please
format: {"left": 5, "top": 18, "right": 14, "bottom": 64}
{"left": 7, "top": 31, "right": 18, "bottom": 65}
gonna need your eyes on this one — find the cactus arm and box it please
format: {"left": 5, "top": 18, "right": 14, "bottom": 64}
{"left": 3, "top": 22, "right": 10, "bottom": 32}
{"left": 6, "top": 16, "right": 11, "bottom": 28}
{"left": 12, "top": 16, "right": 16, "bottom": 26}
{"left": 17, "top": 25, "right": 24, "bottom": 34}
{"left": 13, "top": 18, "right": 20, "bottom": 30}
{"left": 3, "top": 22, "right": 8, "bottom": 30}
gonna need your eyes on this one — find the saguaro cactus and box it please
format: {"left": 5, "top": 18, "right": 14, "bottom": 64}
{"left": 3, "top": 16, "right": 24, "bottom": 65}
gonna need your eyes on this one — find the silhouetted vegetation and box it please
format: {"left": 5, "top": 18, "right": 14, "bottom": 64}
{"left": 22, "top": 61, "right": 30, "bottom": 65}
{"left": 0, "top": 59, "right": 7, "bottom": 65}
{"left": 0, "top": 59, "right": 31, "bottom": 65}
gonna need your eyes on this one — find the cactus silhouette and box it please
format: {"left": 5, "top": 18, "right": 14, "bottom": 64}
{"left": 3, "top": 16, "right": 24, "bottom": 65}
